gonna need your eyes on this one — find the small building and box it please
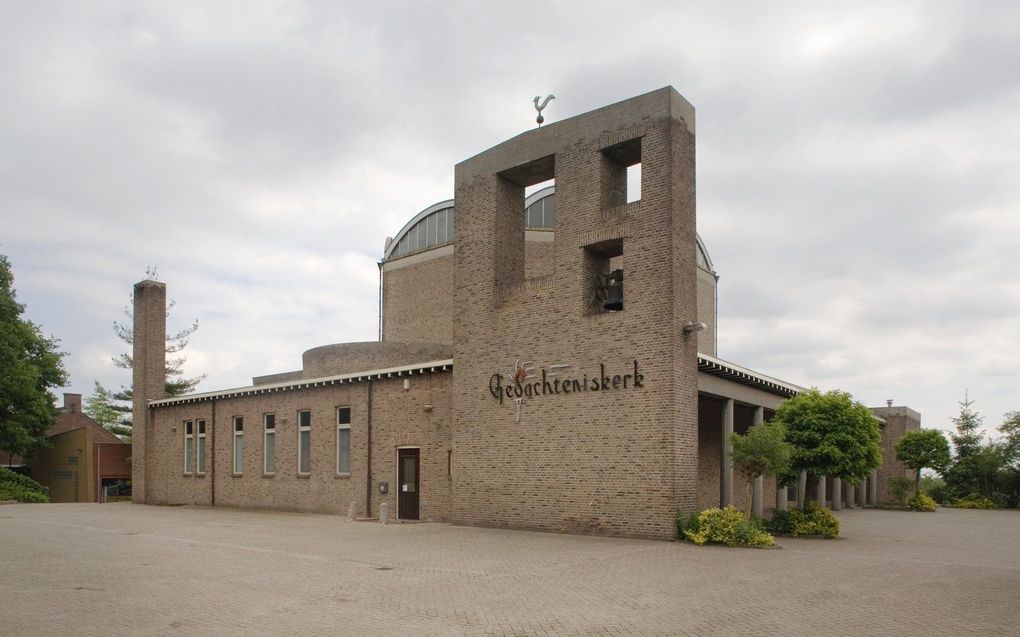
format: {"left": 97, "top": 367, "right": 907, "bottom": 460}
{"left": 27, "top": 393, "right": 131, "bottom": 502}
{"left": 130, "top": 87, "right": 917, "bottom": 538}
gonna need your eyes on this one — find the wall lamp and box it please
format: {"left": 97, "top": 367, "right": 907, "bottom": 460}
{"left": 682, "top": 321, "right": 707, "bottom": 334}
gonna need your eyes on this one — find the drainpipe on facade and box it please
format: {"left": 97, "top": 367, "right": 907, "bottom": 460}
{"left": 377, "top": 261, "right": 384, "bottom": 341}
{"left": 366, "top": 379, "right": 373, "bottom": 518}
{"left": 210, "top": 399, "right": 216, "bottom": 507}
{"left": 96, "top": 444, "right": 102, "bottom": 503}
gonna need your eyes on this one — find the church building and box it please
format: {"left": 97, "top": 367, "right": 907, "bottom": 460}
{"left": 131, "top": 87, "right": 915, "bottom": 539}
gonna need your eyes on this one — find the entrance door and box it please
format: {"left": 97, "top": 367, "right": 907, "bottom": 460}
{"left": 398, "top": 449, "right": 420, "bottom": 520}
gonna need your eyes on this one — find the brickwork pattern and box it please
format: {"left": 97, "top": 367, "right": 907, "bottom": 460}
{"left": 381, "top": 251, "right": 455, "bottom": 344}
{"left": 696, "top": 265, "right": 717, "bottom": 355}
{"left": 524, "top": 234, "right": 555, "bottom": 280}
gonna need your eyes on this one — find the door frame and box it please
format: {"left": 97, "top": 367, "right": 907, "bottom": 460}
{"left": 396, "top": 446, "right": 421, "bottom": 520}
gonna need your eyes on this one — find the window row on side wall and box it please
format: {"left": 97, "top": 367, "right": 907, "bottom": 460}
{"left": 181, "top": 408, "right": 352, "bottom": 477}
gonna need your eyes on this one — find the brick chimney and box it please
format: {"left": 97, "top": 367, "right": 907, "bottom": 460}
{"left": 63, "top": 393, "right": 82, "bottom": 413}
{"left": 131, "top": 279, "right": 167, "bottom": 504}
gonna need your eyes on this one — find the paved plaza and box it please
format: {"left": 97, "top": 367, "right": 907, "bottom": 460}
{"left": 1, "top": 503, "right": 1018, "bottom": 636}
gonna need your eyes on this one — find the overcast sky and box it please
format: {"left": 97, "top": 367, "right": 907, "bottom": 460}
{"left": 2, "top": 1, "right": 1017, "bottom": 440}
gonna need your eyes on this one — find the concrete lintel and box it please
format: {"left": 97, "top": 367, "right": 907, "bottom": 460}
{"left": 697, "top": 373, "right": 786, "bottom": 411}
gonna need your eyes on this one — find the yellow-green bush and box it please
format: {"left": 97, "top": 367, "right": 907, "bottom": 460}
{"left": 906, "top": 494, "right": 936, "bottom": 511}
{"left": 679, "top": 506, "right": 775, "bottom": 547}
{"left": 769, "top": 502, "right": 840, "bottom": 538}
{"left": 953, "top": 496, "right": 998, "bottom": 509}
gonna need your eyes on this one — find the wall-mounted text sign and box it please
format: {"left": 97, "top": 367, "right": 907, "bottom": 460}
{"left": 488, "top": 360, "right": 644, "bottom": 404}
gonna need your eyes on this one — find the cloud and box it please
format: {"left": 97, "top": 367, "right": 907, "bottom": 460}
{"left": 1, "top": 1, "right": 1017, "bottom": 442}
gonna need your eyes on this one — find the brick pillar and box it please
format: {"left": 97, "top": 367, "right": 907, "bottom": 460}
{"left": 776, "top": 486, "right": 788, "bottom": 512}
{"left": 796, "top": 471, "right": 807, "bottom": 509}
{"left": 831, "top": 477, "right": 842, "bottom": 510}
{"left": 720, "top": 398, "right": 734, "bottom": 507}
{"left": 816, "top": 474, "right": 827, "bottom": 507}
{"left": 857, "top": 481, "right": 868, "bottom": 507}
{"left": 131, "top": 280, "right": 166, "bottom": 504}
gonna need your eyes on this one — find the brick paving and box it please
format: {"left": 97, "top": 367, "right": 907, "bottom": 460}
{"left": 1, "top": 503, "right": 1018, "bottom": 636}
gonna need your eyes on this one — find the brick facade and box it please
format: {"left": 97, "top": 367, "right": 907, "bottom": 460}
{"left": 449, "top": 88, "right": 698, "bottom": 539}
{"left": 871, "top": 405, "right": 921, "bottom": 503}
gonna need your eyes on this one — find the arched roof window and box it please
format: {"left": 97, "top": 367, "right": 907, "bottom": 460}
{"left": 524, "top": 185, "right": 555, "bottom": 229}
{"left": 384, "top": 187, "right": 715, "bottom": 273}
{"left": 696, "top": 235, "right": 715, "bottom": 273}
{"left": 384, "top": 200, "right": 454, "bottom": 261}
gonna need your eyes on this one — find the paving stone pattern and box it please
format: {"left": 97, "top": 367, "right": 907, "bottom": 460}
{"left": 1, "top": 504, "right": 1018, "bottom": 636}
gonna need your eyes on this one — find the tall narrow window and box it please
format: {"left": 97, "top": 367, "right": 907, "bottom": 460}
{"left": 196, "top": 420, "right": 207, "bottom": 474}
{"left": 184, "top": 420, "right": 194, "bottom": 473}
{"left": 297, "top": 410, "right": 311, "bottom": 474}
{"left": 264, "top": 414, "right": 276, "bottom": 474}
{"left": 336, "top": 407, "right": 351, "bottom": 475}
{"left": 232, "top": 417, "right": 244, "bottom": 474}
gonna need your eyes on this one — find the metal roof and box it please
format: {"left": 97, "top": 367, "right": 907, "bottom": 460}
{"left": 697, "top": 353, "right": 804, "bottom": 398}
{"left": 148, "top": 360, "right": 454, "bottom": 408}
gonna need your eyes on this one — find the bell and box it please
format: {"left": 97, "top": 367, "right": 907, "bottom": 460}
{"left": 603, "top": 269, "right": 624, "bottom": 311}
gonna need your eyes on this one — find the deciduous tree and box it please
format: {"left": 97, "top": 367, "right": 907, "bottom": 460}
{"left": 770, "top": 388, "right": 882, "bottom": 499}
{"left": 0, "top": 254, "right": 68, "bottom": 457}
{"left": 730, "top": 421, "right": 793, "bottom": 518}
{"left": 895, "top": 429, "right": 951, "bottom": 496}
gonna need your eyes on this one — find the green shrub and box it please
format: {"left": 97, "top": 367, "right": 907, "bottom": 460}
{"left": 675, "top": 511, "right": 700, "bottom": 539}
{"left": 0, "top": 483, "right": 49, "bottom": 503}
{"left": 769, "top": 502, "right": 840, "bottom": 538}
{"left": 906, "top": 494, "right": 936, "bottom": 511}
{"left": 919, "top": 476, "right": 948, "bottom": 503}
{"left": 0, "top": 467, "right": 48, "bottom": 502}
{"left": 888, "top": 476, "right": 912, "bottom": 504}
{"left": 766, "top": 509, "right": 793, "bottom": 534}
{"left": 680, "top": 506, "right": 775, "bottom": 547}
{"left": 953, "top": 495, "right": 998, "bottom": 509}
{"left": 0, "top": 467, "right": 46, "bottom": 493}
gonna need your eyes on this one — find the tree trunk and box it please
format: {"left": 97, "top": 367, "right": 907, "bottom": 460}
{"left": 914, "top": 469, "right": 921, "bottom": 497}
{"left": 744, "top": 480, "right": 753, "bottom": 520}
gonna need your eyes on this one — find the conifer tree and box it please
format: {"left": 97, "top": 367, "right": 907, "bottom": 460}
{"left": 87, "top": 275, "right": 204, "bottom": 441}
{"left": 949, "top": 392, "right": 983, "bottom": 461}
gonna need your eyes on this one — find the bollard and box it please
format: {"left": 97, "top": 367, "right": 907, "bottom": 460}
{"left": 379, "top": 502, "right": 389, "bottom": 525}
{"left": 347, "top": 501, "right": 356, "bottom": 521}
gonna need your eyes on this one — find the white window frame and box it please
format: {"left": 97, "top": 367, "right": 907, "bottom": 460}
{"left": 336, "top": 406, "right": 351, "bottom": 475}
{"left": 263, "top": 413, "right": 276, "bottom": 475}
{"left": 196, "top": 419, "right": 207, "bottom": 474}
{"left": 232, "top": 416, "right": 244, "bottom": 474}
{"left": 297, "top": 410, "right": 311, "bottom": 475}
{"left": 184, "top": 420, "right": 194, "bottom": 474}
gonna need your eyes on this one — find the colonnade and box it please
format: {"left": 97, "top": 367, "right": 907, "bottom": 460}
{"left": 716, "top": 396, "right": 880, "bottom": 513}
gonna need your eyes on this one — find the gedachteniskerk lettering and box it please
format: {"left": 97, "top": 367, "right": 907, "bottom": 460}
{"left": 488, "top": 360, "right": 644, "bottom": 404}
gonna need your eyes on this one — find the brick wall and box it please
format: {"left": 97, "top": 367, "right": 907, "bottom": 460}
{"left": 301, "top": 341, "right": 452, "bottom": 377}
{"left": 870, "top": 406, "right": 921, "bottom": 502}
{"left": 146, "top": 372, "right": 453, "bottom": 520}
{"left": 381, "top": 251, "right": 454, "bottom": 344}
{"left": 524, "top": 232, "right": 555, "bottom": 280}
{"left": 696, "top": 265, "right": 717, "bottom": 356}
